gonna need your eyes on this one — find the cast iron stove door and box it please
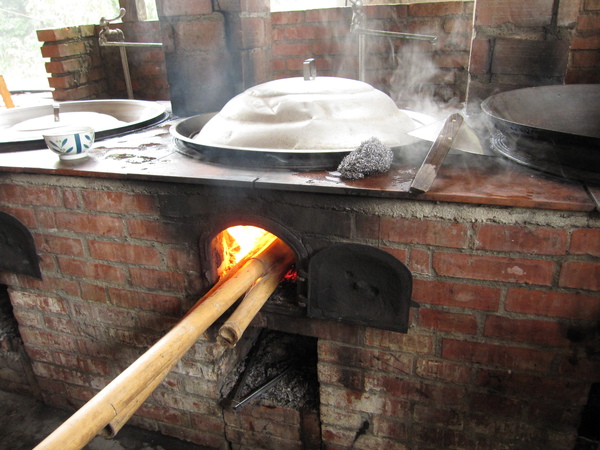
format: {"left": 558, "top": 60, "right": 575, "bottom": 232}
{"left": 0, "top": 211, "right": 42, "bottom": 279}
{"left": 308, "top": 244, "right": 412, "bottom": 332}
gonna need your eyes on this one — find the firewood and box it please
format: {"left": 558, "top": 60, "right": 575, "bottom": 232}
{"left": 218, "top": 245, "right": 295, "bottom": 347}
{"left": 182, "top": 233, "right": 277, "bottom": 319}
{"left": 34, "top": 237, "right": 292, "bottom": 450}
{"left": 99, "top": 363, "right": 171, "bottom": 438}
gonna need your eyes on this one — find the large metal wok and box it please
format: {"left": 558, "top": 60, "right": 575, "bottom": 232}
{"left": 482, "top": 84, "right": 600, "bottom": 183}
{"left": 0, "top": 99, "right": 168, "bottom": 152}
{"left": 171, "top": 76, "right": 419, "bottom": 170}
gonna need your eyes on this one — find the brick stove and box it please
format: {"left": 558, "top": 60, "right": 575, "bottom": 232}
{"left": 1, "top": 0, "right": 600, "bottom": 448}
{"left": 0, "top": 121, "right": 599, "bottom": 448}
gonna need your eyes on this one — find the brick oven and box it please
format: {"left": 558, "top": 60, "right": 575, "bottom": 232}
{"left": 1, "top": 1, "right": 600, "bottom": 449}
{"left": 1, "top": 131, "right": 599, "bottom": 449}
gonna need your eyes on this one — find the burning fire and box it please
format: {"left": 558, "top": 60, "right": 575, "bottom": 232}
{"left": 216, "top": 225, "right": 275, "bottom": 277}
{"left": 283, "top": 268, "right": 297, "bottom": 282}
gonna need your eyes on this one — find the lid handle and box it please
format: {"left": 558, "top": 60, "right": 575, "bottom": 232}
{"left": 303, "top": 58, "right": 316, "bottom": 81}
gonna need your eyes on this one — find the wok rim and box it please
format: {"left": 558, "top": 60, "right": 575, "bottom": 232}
{"left": 481, "top": 84, "right": 600, "bottom": 145}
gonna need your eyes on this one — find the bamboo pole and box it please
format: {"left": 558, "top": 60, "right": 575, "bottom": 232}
{"left": 99, "top": 362, "right": 172, "bottom": 438}
{"left": 34, "top": 238, "right": 292, "bottom": 450}
{"left": 104, "top": 237, "right": 293, "bottom": 437}
{"left": 0, "top": 75, "right": 14, "bottom": 109}
{"left": 182, "top": 233, "right": 277, "bottom": 320}
{"left": 219, "top": 246, "right": 294, "bottom": 347}
{"left": 102, "top": 233, "right": 280, "bottom": 437}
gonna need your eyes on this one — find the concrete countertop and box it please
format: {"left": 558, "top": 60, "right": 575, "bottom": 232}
{"left": 0, "top": 118, "right": 595, "bottom": 213}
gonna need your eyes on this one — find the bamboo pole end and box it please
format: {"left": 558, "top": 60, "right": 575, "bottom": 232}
{"left": 218, "top": 324, "right": 240, "bottom": 348}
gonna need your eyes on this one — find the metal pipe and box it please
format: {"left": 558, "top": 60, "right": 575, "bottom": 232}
{"left": 348, "top": 0, "right": 437, "bottom": 82}
{"left": 119, "top": 47, "right": 134, "bottom": 100}
{"left": 99, "top": 41, "right": 162, "bottom": 48}
{"left": 98, "top": 8, "right": 163, "bottom": 99}
{"left": 355, "top": 29, "right": 437, "bottom": 42}
{"left": 52, "top": 104, "right": 60, "bottom": 122}
{"left": 358, "top": 34, "right": 366, "bottom": 82}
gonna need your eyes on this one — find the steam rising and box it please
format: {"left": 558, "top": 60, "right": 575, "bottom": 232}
{"left": 389, "top": 44, "right": 458, "bottom": 118}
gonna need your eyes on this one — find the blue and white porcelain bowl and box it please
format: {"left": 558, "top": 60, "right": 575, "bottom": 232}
{"left": 43, "top": 126, "right": 95, "bottom": 160}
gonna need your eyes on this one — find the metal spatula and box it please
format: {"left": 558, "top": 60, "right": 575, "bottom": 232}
{"left": 408, "top": 113, "right": 484, "bottom": 155}
{"left": 410, "top": 113, "right": 464, "bottom": 194}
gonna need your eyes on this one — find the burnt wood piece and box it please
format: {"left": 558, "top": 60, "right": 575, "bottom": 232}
{"left": 410, "top": 113, "right": 464, "bottom": 194}
{"left": 308, "top": 244, "right": 412, "bottom": 333}
{"left": 0, "top": 211, "right": 41, "bottom": 279}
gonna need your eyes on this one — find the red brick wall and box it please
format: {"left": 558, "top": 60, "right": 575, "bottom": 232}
{"left": 37, "top": 26, "right": 107, "bottom": 101}
{"left": 36, "top": 1, "right": 599, "bottom": 108}
{"left": 567, "top": 0, "right": 600, "bottom": 83}
{"left": 1, "top": 172, "right": 599, "bottom": 448}
{"left": 37, "top": 22, "right": 168, "bottom": 102}
{"left": 0, "top": 286, "right": 39, "bottom": 397}
{"left": 99, "top": 21, "right": 169, "bottom": 100}
{"left": 272, "top": 2, "right": 474, "bottom": 106}
{"left": 468, "top": 0, "right": 600, "bottom": 102}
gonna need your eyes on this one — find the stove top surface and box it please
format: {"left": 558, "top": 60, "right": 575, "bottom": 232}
{"left": 0, "top": 119, "right": 596, "bottom": 213}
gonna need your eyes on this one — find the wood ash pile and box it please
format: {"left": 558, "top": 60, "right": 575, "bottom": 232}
{"left": 223, "top": 329, "right": 319, "bottom": 411}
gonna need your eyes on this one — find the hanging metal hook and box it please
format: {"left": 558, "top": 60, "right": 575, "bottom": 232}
{"left": 348, "top": 0, "right": 366, "bottom": 32}
{"left": 100, "top": 8, "right": 126, "bottom": 27}
{"left": 99, "top": 8, "right": 126, "bottom": 45}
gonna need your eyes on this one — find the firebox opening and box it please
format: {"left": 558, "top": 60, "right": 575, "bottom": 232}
{"left": 0, "top": 285, "right": 19, "bottom": 346}
{"left": 577, "top": 383, "right": 600, "bottom": 447}
{"left": 210, "top": 225, "right": 301, "bottom": 314}
{"left": 222, "top": 329, "right": 320, "bottom": 412}
{"left": 214, "top": 225, "right": 276, "bottom": 278}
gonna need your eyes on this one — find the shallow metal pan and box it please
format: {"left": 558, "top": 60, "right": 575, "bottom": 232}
{"left": 170, "top": 113, "right": 352, "bottom": 170}
{"left": 0, "top": 99, "right": 168, "bottom": 152}
{"left": 481, "top": 84, "right": 600, "bottom": 183}
{"left": 482, "top": 84, "right": 600, "bottom": 145}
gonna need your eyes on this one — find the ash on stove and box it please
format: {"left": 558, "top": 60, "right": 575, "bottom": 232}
{"left": 223, "top": 329, "right": 319, "bottom": 411}
{"left": 0, "top": 287, "right": 19, "bottom": 345}
{"left": 264, "top": 272, "right": 305, "bottom": 313}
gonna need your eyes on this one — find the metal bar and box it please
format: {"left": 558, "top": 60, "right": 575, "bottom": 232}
{"left": 99, "top": 42, "right": 163, "bottom": 48}
{"left": 349, "top": 0, "right": 437, "bottom": 82}
{"left": 355, "top": 27, "right": 437, "bottom": 82}
{"left": 358, "top": 34, "right": 366, "bottom": 81}
{"left": 355, "top": 28, "right": 437, "bottom": 42}
{"left": 119, "top": 47, "right": 134, "bottom": 100}
{"left": 232, "top": 368, "right": 291, "bottom": 410}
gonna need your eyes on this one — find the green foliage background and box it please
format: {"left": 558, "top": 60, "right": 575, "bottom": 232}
{"left": 0, "top": 0, "right": 157, "bottom": 90}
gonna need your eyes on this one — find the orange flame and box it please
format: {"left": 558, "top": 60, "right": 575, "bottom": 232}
{"left": 216, "top": 225, "right": 273, "bottom": 277}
